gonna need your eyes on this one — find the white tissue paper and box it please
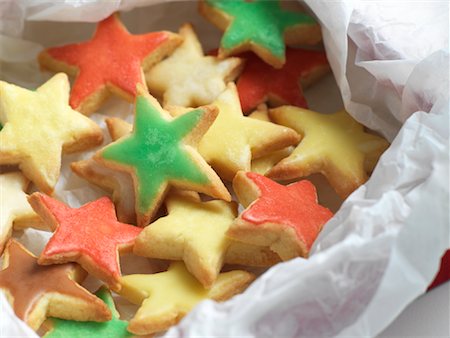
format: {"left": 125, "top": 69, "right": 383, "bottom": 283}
{"left": 0, "top": 1, "right": 448, "bottom": 337}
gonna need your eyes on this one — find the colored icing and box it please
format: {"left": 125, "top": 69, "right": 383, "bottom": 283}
{"left": 0, "top": 74, "right": 102, "bottom": 193}
{"left": 237, "top": 49, "right": 329, "bottom": 112}
{"left": 206, "top": 0, "right": 316, "bottom": 57}
{"left": 0, "top": 241, "right": 97, "bottom": 321}
{"left": 135, "top": 194, "right": 236, "bottom": 286}
{"left": 119, "top": 262, "right": 251, "bottom": 334}
{"left": 46, "top": 15, "right": 170, "bottom": 109}
{"left": 35, "top": 194, "right": 141, "bottom": 285}
{"left": 0, "top": 173, "right": 35, "bottom": 252}
{"left": 197, "top": 84, "right": 298, "bottom": 180}
{"left": 269, "top": 108, "right": 390, "bottom": 197}
{"left": 44, "top": 287, "right": 131, "bottom": 338}
{"left": 101, "top": 96, "right": 209, "bottom": 213}
{"left": 242, "top": 172, "right": 333, "bottom": 250}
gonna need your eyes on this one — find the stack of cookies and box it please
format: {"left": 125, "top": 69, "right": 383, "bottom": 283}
{"left": 0, "top": 1, "right": 389, "bottom": 336}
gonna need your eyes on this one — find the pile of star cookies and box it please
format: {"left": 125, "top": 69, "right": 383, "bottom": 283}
{"left": 0, "top": 1, "right": 390, "bottom": 336}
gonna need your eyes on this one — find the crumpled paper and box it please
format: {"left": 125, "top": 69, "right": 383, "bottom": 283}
{"left": 0, "top": 1, "right": 448, "bottom": 337}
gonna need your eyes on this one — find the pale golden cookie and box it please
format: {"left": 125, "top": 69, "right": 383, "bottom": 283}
{"left": 0, "top": 172, "right": 43, "bottom": 254}
{"left": 268, "top": 108, "right": 390, "bottom": 198}
{"left": 0, "top": 74, "right": 103, "bottom": 194}
{"left": 146, "top": 23, "right": 243, "bottom": 107}
{"left": 0, "top": 240, "right": 111, "bottom": 331}
{"left": 118, "top": 261, "right": 254, "bottom": 335}
{"left": 172, "top": 83, "right": 300, "bottom": 181}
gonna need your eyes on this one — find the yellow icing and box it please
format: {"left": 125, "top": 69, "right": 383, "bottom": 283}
{"left": 270, "top": 107, "right": 389, "bottom": 194}
{"left": 135, "top": 194, "right": 236, "bottom": 286}
{"left": 146, "top": 24, "right": 241, "bottom": 107}
{"left": 118, "top": 262, "right": 251, "bottom": 328}
{"left": 197, "top": 83, "right": 297, "bottom": 180}
{"left": 0, "top": 74, "right": 101, "bottom": 192}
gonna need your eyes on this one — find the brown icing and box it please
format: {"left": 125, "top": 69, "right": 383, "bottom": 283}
{"left": 0, "top": 240, "right": 98, "bottom": 321}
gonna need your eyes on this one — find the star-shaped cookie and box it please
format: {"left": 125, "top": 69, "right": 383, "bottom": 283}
{"left": 0, "top": 240, "right": 111, "bottom": 331}
{"left": 268, "top": 108, "right": 390, "bottom": 198}
{"left": 43, "top": 287, "right": 131, "bottom": 338}
{"left": 0, "top": 74, "right": 103, "bottom": 194}
{"left": 237, "top": 49, "right": 330, "bottom": 113}
{"left": 134, "top": 192, "right": 237, "bottom": 288}
{"left": 0, "top": 172, "right": 42, "bottom": 254}
{"left": 95, "top": 85, "right": 230, "bottom": 226}
{"left": 28, "top": 193, "right": 142, "bottom": 291}
{"left": 228, "top": 172, "right": 333, "bottom": 260}
{"left": 199, "top": 0, "right": 321, "bottom": 68}
{"left": 182, "top": 83, "right": 299, "bottom": 180}
{"left": 146, "top": 23, "right": 242, "bottom": 107}
{"left": 39, "top": 14, "right": 182, "bottom": 115}
{"left": 118, "top": 262, "right": 254, "bottom": 335}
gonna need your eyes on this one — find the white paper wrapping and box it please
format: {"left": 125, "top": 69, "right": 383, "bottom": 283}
{"left": 0, "top": 1, "right": 448, "bottom": 337}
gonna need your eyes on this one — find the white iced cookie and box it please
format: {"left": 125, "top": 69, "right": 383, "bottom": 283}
{"left": 146, "top": 23, "right": 243, "bottom": 107}
{"left": 0, "top": 172, "right": 42, "bottom": 254}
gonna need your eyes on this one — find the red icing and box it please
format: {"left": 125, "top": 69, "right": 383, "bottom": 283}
{"left": 236, "top": 49, "right": 329, "bottom": 113}
{"left": 46, "top": 15, "right": 170, "bottom": 109}
{"left": 38, "top": 194, "right": 142, "bottom": 280}
{"left": 242, "top": 172, "right": 333, "bottom": 250}
{"left": 428, "top": 250, "right": 450, "bottom": 290}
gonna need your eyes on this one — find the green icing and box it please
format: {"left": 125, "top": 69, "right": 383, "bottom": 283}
{"left": 102, "top": 96, "right": 209, "bottom": 213}
{"left": 206, "top": 0, "right": 316, "bottom": 57}
{"left": 43, "top": 287, "right": 131, "bottom": 338}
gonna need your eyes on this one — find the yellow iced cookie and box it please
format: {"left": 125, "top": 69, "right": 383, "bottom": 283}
{"left": 0, "top": 172, "right": 43, "bottom": 254}
{"left": 178, "top": 83, "right": 300, "bottom": 180}
{"left": 118, "top": 262, "right": 254, "bottom": 335}
{"left": 146, "top": 23, "right": 242, "bottom": 107}
{"left": 268, "top": 107, "right": 390, "bottom": 198}
{"left": 134, "top": 192, "right": 235, "bottom": 288}
{"left": 0, "top": 73, "right": 103, "bottom": 193}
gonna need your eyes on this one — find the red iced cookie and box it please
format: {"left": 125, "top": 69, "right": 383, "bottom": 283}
{"left": 38, "top": 14, "right": 181, "bottom": 115}
{"left": 28, "top": 193, "right": 142, "bottom": 291}
{"left": 228, "top": 171, "right": 333, "bottom": 260}
{"left": 236, "top": 49, "right": 329, "bottom": 113}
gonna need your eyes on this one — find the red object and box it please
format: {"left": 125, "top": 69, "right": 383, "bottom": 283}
{"left": 46, "top": 14, "right": 171, "bottom": 110}
{"left": 428, "top": 249, "right": 450, "bottom": 290}
{"left": 236, "top": 49, "right": 329, "bottom": 113}
{"left": 35, "top": 194, "right": 142, "bottom": 285}
{"left": 242, "top": 172, "right": 333, "bottom": 251}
